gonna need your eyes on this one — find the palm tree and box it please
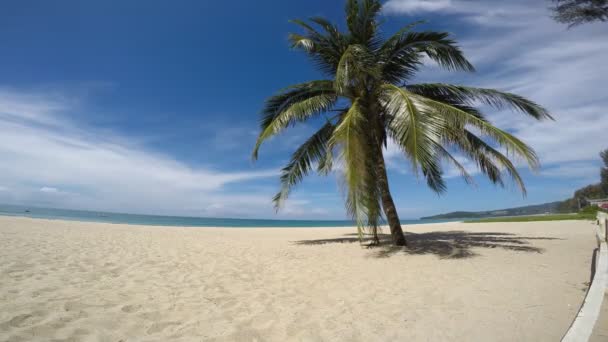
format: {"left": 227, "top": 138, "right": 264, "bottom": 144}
{"left": 551, "top": 0, "right": 608, "bottom": 27}
{"left": 600, "top": 149, "right": 608, "bottom": 195}
{"left": 253, "top": 0, "right": 552, "bottom": 246}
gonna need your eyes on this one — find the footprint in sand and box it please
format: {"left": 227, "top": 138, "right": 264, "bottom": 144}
{"left": 250, "top": 312, "right": 277, "bottom": 330}
{"left": 63, "top": 301, "right": 85, "bottom": 312}
{"left": 7, "top": 314, "right": 33, "bottom": 328}
{"left": 3, "top": 311, "right": 45, "bottom": 328}
{"left": 121, "top": 304, "right": 142, "bottom": 313}
{"left": 146, "top": 321, "right": 180, "bottom": 334}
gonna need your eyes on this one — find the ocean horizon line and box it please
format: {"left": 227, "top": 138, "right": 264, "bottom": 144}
{"left": 0, "top": 203, "right": 455, "bottom": 228}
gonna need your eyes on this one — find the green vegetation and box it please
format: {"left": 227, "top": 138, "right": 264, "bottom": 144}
{"left": 422, "top": 202, "right": 562, "bottom": 220}
{"left": 579, "top": 205, "right": 607, "bottom": 216}
{"left": 253, "top": 0, "right": 550, "bottom": 246}
{"left": 465, "top": 213, "right": 595, "bottom": 223}
{"left": 466, "top": 205, "right": 605, "bottom": 223}
{"left": 557, "top": 148, "right": 608, "bottom": 213}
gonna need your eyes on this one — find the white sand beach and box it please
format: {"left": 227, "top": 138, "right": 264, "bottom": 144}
{"left": 0, "top": 216, "right": 598, "bottom": 341}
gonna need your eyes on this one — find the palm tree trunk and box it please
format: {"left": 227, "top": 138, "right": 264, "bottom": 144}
{"left": 367, "top": 100, "right": 407, "bottom": 246}
{"left": 376, "top": 152, "right": 407, "bottom": 246}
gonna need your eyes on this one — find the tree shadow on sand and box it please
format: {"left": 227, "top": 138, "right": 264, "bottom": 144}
{"left": 293, "top": 231, "right": 562, "bottom": 259}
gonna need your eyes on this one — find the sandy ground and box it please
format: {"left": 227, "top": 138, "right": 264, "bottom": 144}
{"left": 0, "top": 216, "right": 598, "bottom": 341}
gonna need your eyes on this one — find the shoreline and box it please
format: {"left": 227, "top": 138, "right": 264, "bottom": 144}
{"left": 0, "top": 214, "right": 464, "bottom": 231}
{"left": 0, "top": 209, "right": 462, "bottom": 229}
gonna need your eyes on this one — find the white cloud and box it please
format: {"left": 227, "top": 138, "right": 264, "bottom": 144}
{"left": 0, "top": 89, "right": 68, "bottom": 126}
{"left": 383, "top": 0, "right": 537, "bottom": 27}
{"left": 384, "top": 0, "right": 608, "bottom": 186}
{"left": 0, "top": 117, "right": 277, "bottom": 192}
{"left": 0, "top": 89, "right": 321, "bottom": 218}
{"left": 461, "top": 24, "right": 608, "bottom": 172}
{"left": 383, "top": 0, "right": 453, "bottom": 13}
{"left": 541, "top": 162, "right": 600, "bottom": 179}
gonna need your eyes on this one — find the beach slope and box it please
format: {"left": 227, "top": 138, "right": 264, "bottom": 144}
{"left": 0, "top": 217, "right": 596, "bottom": 341}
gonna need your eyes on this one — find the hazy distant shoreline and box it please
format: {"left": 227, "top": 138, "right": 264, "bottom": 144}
{"left": 0, "top": 204, "right": 458, "bottom": 228}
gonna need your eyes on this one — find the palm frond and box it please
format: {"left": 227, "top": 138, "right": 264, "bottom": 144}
{"left": 335, "top": 44, "right": 378, "bottom": 94}
{"left": 253, "top": 81, "right": 336, "bottom": 159}
{"left": 408, "top": 92, "right": 541, "bottom": 173}
{"left": 289, "top": 19, "right": 349, "bottom": 75}
{"left": 330, "top": 100, "right": 367, "bottom": 235}
{"left": 345, "top": 0, "right": 360, "bottom": 35}
{"left": 345, "top": 0, "right": 382, "bottom": 42}
{"left": 379, "top": 31, "right": 474, "bottom": 83}
{"left": 404, "top": 32, "right": 474, "bottom": 71}
{"left": 273, "top": 122, "right": 335, "bottom": 209}
{"left": 407, "top": 83, "right": 553, "bottom": 120}
{"left": 380, "top": 84, "right": 447, "bottom": 193}
{"left": 309, "top": 16, "right": 341, "bottom": 37}
{"left": 381, "top": 20, "right": 427, "bottom": 48}
{"left": 288, "top": 33, "right": 315, "bottom": 52}
{"left": 436, "top": 145, "right": 475, "bottom": 185}
{"left": 449, "top": 129, "right": 529, "bottom": 195}
{"left": 317, "top": 118, "right": 338, "bottom": 175}
{"left": 329, "top": 99, "right": 381, "bottom": 239}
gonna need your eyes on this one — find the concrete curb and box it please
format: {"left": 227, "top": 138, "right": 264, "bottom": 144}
{"left": 561, "top": 213, "right": 608, "bottom": 342}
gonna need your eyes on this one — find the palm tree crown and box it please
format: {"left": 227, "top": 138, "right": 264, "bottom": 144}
{"left": 253, "top": 0, "right": 552, "bottom": 245}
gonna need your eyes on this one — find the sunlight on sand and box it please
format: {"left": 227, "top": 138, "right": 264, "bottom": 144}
{"left": 0, "top": 217, "right": 596, "bottom": 341}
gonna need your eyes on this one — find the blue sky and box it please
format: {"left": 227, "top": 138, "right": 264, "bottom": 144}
{"left": 0, "top": 0, "right": 606, "bottom": 219}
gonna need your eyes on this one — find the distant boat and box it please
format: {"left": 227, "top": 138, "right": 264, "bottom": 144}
{"left": 24, "top": 209, "right": 30, "bottom": 213}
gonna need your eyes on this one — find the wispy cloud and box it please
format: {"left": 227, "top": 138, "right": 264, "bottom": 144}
{"left": 383, "top": 0, "right": 454, "bottom": 14}
{"left": 0, "top": 88, "right": 333, "bottom": 218}
{"left": 383, "top": 0, "right": 538, "bottom": 27}
{"left": 541, "top": 163, "right": 601, "bottom": 180}
{"left": 383, "top": 0, "right": 608, "bottom": 185}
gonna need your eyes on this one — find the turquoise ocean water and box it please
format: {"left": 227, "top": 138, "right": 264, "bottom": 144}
{"left": 0, "top": 204, "right": 452, "bottom": 227}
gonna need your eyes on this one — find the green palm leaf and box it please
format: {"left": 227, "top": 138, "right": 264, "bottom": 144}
{"left": 380, "top": 31, "right": 474, "bottom": 83}
{"left": 253, "top": 81, "right": 336, "bottom": 159}
{"left": 436, "top": 145, "right": 475, "bottom": 185}
{"left": 335, "top": 44, "right": 378, "bottom": 94}
{"left": 450, "top": 129, "right": 529, "bottom": 194}
{"left": 329, "top": 100, "right": 381, "bottom": 240}
{"left": 330, "top": 100, "right": 367, "bottom": 231}
{"left": 380, "top": 84, "right": 448, "bottom": 192}
{"left": 345, "top": 0, "right": 382, "bottom": 46}
{"left": 273, "top": 122, "right": 335, "bottom": 209}
{"left": 407, "top": 83, "right": 553, "bottom": 120}
{"left": 289, "top": 19, "right": 349, "bottom": 75}
{"left": 407, "top": 91, "right": 541, "bottom": 171}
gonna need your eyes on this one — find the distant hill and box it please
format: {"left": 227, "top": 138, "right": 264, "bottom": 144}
{"left": 424, "top": 148, "right": 608, "bottom": 220}
{"left": 420, "top": 201, "right": 563, "bottom": 220}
